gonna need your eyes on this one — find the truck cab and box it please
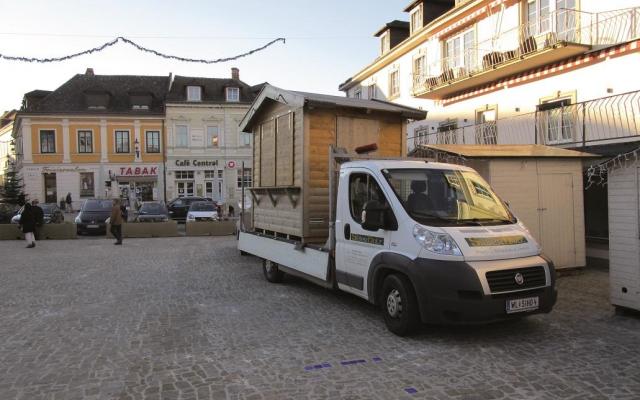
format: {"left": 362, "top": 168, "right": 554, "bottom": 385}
{"left": 334, "top": 160, "right": 556, "bottom": 335}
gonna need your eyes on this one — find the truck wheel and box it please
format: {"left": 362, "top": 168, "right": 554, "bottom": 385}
{"left": 263, "top": 259, "right": 284, "bottom": 283}
{"left": 380, "top": 274, "right": 420, "bottom": 336}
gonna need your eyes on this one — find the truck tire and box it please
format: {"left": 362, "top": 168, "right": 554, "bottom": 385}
{"left": 380, "top": 274, "right": 420, "bottom": 336}
{"left": 263, "top": 259, "right": 284, "bottom": 283}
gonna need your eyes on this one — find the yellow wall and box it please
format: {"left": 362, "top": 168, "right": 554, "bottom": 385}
{"left": 28, "top": 117, "right": 165, "bottom": 165}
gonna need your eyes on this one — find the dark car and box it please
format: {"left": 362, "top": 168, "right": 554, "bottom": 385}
{"left": 0, "top": 203, "right": 20, "bottom": 224}
{"left": 41, "top": 203, "right": 65, "bottom": 223}
{"left": 75, "top": 199, "right": 113, "bottom": 235}
{"left": 135, "top": 202, "right": 169, "bottom": 222}
{"left": 167, "top": 197, "right": 212, "bottom": 222}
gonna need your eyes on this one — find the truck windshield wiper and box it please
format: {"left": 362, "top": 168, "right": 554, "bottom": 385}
{"left": 409, "top": 211, "right": 456, "bottom": 223}
{"left": 458, "top": 218, "right": 513, "bottom": 226}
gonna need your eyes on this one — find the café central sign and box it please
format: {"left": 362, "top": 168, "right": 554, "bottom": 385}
{"left": 175, "top": 159, "right": 218, "bottom": 167}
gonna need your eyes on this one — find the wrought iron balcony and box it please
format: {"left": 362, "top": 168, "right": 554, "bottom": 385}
{"left": 410, "top": 91, "right": 640, "bottom": 149}
{"left": 412, "top": 7, "right": 640, "bottom": 99}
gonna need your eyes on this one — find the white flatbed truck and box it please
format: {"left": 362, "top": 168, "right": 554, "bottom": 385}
{"left": 238, "top": 147, "right": 557, "bottom": 335}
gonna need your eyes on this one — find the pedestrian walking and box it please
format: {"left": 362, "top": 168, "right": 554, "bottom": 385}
{"left": 59, "top": 197, "right": 66, "bottom": 211}
{"left": 110, "top": 198, "right": 123, "bottom": 245}
{"left": 66, "top": 192, "right": 73, "bottom": 213}
{"left": 31, "top": 199, "right": 44, "bottom": 241}
{"left": 20, "top": 202, "right": 37, "bottom": 248}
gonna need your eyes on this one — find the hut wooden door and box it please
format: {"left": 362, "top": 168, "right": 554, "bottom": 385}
{"left": 538, "top": 173, "right": 576, "bottom": 268}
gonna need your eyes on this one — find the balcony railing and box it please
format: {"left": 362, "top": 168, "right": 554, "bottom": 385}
{"left": 412, "top": 7, "right": 640, "bottom": 98}
{"left": 410, "top": 91, "right": 640, "bottom": 149}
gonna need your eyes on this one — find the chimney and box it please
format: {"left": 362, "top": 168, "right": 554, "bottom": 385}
{"left": 85, "top": 68, "right": 94, "bottom": 76}
{"left": 231, "top": 67, "right": 239, "bottom": 80}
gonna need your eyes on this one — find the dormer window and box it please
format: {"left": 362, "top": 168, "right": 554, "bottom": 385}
{"left": 226, "top": 87, "right": 240, "bottom": 102}
{"left": 410, "top": 3, "right": 423, "bottom": 34}
{"left": 187, "top": 86, "right": 202, "bottom": 102}
{"left": 380, "top": 32, "right": 391, "bottom": 55}
{"left": 130, "top": 92, "right": 152, "bottom": 111}
{"left": 84, "top": 90, "right": 110, "bottom": 110}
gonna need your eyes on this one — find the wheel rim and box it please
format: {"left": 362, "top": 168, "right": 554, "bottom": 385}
{"left": 386, "top": 289, "right": 402, "bottom": 318}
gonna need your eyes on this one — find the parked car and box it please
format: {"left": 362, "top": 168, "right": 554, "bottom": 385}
{"left": 135, "top": 202, "right": 169, "bottom": 222}
{"left": 74, "top": 199, "right": 113, "bottom": 235}
{"left": 186, "top": 201, "right": 219, "bottom": 222}
{"left": 10, "top": 203, "right": 65, "bottom": 224}
{"left": 0, "top": 203, "right": 20, "bottom": 224}
{"left": 167, "top": 197, "right": 212, "bottom": 222}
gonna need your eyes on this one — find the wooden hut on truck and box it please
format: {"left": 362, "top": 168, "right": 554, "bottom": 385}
{"left": 239, "top": 85, "right": 426, "bottom": 244}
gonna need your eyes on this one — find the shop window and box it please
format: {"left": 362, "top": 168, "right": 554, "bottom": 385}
{"left": 115, "top": 130, "right": 130, "bottom": 153}
{"left": 78, "top": 130, "right": 93, "bottom": 153}
{"left": 177, "top": 181, "right": 194, "bottom": 197}
{"left": 40, "top": 130, "right": 56, "bottom": 154}
{"left": 175, "top": 170, "right": 194, "bottom": 180}
{"left": 207, "top": 126, "right": 220, "bottom": 147}
{"left": 80, "top": 172, "right": 95, "bottom": 197}
{"left": 237, "top": 168, "right": 252, "bottom": 188}
{"left": 146, "top": 131, "right": 160, "bottom": 153}
{"left": 176, "top": 125, "right": 189, "bottom": 148}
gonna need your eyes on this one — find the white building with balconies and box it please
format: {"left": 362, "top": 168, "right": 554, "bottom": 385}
{"left": 340, "top": 0, "right": 640, "bottom": 268}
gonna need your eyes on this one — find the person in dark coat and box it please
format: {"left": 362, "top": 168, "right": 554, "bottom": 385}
{"left": 110, "top": 198, "right": 124, "bottom": 245}
{"left": 20, "top": 202, "right": 37, "bottom": 248}
{"left": 66, "top": 192, "right": 73, "bottom": 212}
{"left": 31, "top": 199, "right": 44, "bottom": 241}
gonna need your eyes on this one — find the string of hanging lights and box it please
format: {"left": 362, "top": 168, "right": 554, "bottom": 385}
{"left": 585, "top": 146, "right": 640, "bottom": 188}
{"left": 0, "top": 36, "right": 286, "bottom": 64}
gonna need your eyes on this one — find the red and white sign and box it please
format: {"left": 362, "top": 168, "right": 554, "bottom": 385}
{"left": 226, "top": 160, "right": 236, "bottom": 169}
{"left": 118, "top": 166, "right": 158, "bottom": 177}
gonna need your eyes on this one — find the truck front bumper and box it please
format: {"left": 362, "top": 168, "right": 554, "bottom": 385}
{"left": 408, "top": 257, "right": 557, "bottom": 324}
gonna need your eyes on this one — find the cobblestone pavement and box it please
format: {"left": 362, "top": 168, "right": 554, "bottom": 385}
{"left": 1, "top": 237, "right": 639, "bottom": 400}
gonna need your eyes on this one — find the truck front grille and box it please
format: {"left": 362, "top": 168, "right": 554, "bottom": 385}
{"left": 486, "top": 266, "right": 546, "bottom": 293}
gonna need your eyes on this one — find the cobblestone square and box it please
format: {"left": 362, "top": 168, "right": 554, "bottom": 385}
{"left": 0, "top": 237, "right": 639, "bottom": 400}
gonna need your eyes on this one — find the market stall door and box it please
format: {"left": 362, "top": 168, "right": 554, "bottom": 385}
{"left": 538, "top": 173, "right": 576, "bottom": 268}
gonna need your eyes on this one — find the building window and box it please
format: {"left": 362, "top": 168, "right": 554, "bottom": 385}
{"left": 445, "top": 28, "right": 475, "bottom": 74}
{"left": 176, "top": 125, "right": 188, "bottom": 148}
{"left": 413, "top": 55, "right": 426, "bottom": 89}
{"left": 204, "top": 170, "right": 216, "bottom": 179}
{"left": 187, "top": 86, "right": 202, "bottom": 102}
{"left": 475, "top": 108, "right": 498, "bottom": 145}
{"left": 207, "top": 126, "right": 220, "bottom": 147}
{"left": 413, "top": 126, "right": 430, "bottom": 146}
{"left": 437, "top": 121, "right": 458, "bottom": 144}
{"left": 146, "top": 131, "right": 160, "bottom": 153}
{"left": 80, "top": 172, "right": 95, "bottom": 197}
{"left": 40, "top": 130, "right": 56, "bottom": 154}
{"left": 380, "top": 32, "right": 390, "bottom": 55}
{"left": 175, "top": 170, "right": 194, "bottom": 180}
{"left": 240, "top": 131, "right": 252, "bottom": 147}
{"left": 410, "top": 4, "right": 423, "bottom": 34}
{"left": 538, "top": 98, "right": 575, "bottom": 144}
{"left": 237, "top": 168, "right": 252, "bottom": 188}
{"left": 527, "top": 0, "right": 551, "bottom": 35}
{"left": 115, "top": 130, "right": 130, "bottom": 153}
{"left": 354, "top": 89, "right": 362, "bottom": 99}
{"left": 368, "top": 84, "right": 377, "bottom": 99}
{"left": 389, "top": 69, "right": 400, "bottom": 98}
{"left": 176, "top": 181, "right": 194, "bottom": 197}
{"left": 218, "top": 170, "right": 223, "bottom": 179}
{"left": 77, "top": 130, "right": 93, "bottom": 153}
{"left": 226, "top": 87, "right": 240, "bottom": 102}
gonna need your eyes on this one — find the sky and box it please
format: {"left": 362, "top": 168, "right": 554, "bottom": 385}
{"left": 0, "top": 0, "right": 409, "bottom": 112}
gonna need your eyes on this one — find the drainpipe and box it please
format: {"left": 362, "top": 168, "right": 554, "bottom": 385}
{"left": 162, "top": 118, "right": 167, "bottom": 203}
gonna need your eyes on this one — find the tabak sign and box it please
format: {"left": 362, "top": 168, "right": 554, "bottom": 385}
{"left": 117, "top": 166, "right": 158, "bottom": 177}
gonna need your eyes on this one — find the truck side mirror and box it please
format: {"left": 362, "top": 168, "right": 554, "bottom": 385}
{"left": 361, "top": 200, "right": 385, "bottom": 231}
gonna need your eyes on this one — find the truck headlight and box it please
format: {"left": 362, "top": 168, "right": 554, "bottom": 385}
{"left": 413, "top": 225, "right": 462, "bottom": 256}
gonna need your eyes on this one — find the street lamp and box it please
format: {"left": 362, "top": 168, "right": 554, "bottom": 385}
{"left": 134, "top": 138, "right": 140, "bottom": 159}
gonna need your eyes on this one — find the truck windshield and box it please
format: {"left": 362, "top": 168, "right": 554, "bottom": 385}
{"left": 382, "top": 168, "right": 516, "bottom": 226}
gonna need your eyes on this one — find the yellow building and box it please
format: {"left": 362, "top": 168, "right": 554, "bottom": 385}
{"left": 14, "top": 70, "right": 169, "bottom": 208}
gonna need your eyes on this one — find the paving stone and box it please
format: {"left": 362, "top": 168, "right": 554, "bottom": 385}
{"left": 0, "top": 236, "right": 639, "bottom": 399}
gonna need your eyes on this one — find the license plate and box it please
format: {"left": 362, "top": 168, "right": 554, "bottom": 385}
{"left": 506, "top": 296, "right": 539, "bottom": 314}
{"left": 87, "top": 224, "right": 99, "bottom": 228}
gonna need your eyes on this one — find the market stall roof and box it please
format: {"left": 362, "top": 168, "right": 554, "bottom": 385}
{"left": 412, "top": 144, "right": 599, "bottom": 158}
{"left": 240, "top": 84, "right": 426, "bottom": 132}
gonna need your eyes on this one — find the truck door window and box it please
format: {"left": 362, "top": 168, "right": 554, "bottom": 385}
{"left": 349, "top": 173, "right": 389, "bottom": 224}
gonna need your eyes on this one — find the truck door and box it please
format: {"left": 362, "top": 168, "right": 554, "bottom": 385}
{"left": 336, "top": 170, "right": 393, "bottom": 298}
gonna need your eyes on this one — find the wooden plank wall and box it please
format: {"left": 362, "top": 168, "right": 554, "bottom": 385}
{"left": 303, "top": 109, "right": 404, "bottom": 241}
{"left": 251, "top": 100, "right": 304, "bottom": 237}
